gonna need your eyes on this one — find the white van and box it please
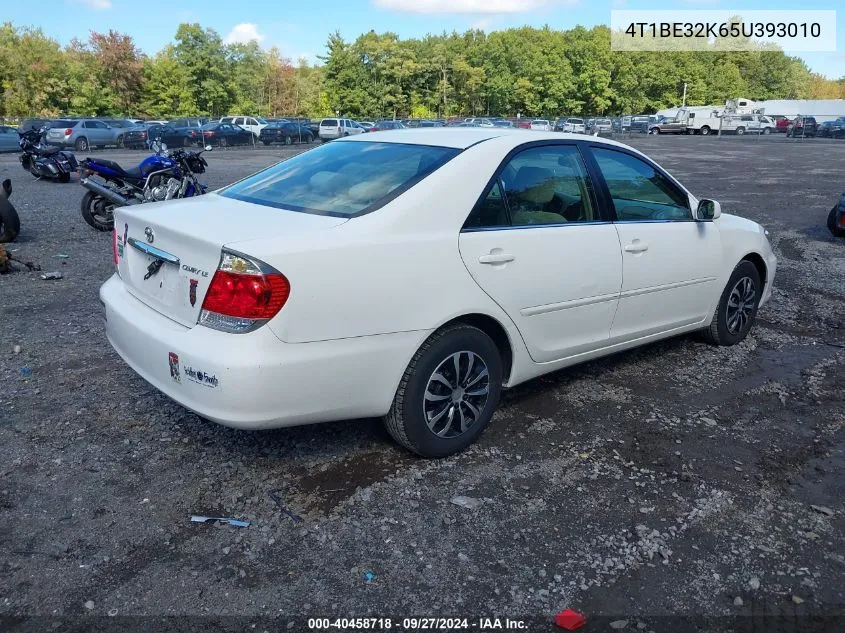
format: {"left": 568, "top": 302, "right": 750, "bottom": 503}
{"left": 318, "top": 118, "right": 365, "bottom": 141}
{"left": 219, "top": 116, "right": 268, "bottom": 138}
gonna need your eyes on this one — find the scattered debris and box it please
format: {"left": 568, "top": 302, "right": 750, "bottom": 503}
{"left": 749, "top": 576, "right": 760, "bottom": 590}
{"left": 269, "top": 489, "right": 304, "bottom": 523}
{"left": 0, "top": 244, "right": 40, "bottom": 273}
{"left": 609, "top": 620, "right": 629, "bottom": 630}
{"left": 450, "top": 495, "right": 483, "bottom": 510}
{"left": 810, "top": 505, "right": 834, "bottom": 516}
{"left": 362, "top": 570, "right": 375, "bottom": 583}
{"left": 84, "top": 600, "right": 94, "bottom": 610}
{"left": 13, "top": 345, "right": 21, "bottom": 354}
{"left": 792, "top": 595, "right": 805, "bottom": 605}
{"left": 40, "top": 271, "right": 63, "bottom": 280}
{"left": 554, "top": 609, "right": 587, "bottom": 630}
{"left": 108, "top": 608, "right": 118, "bottom": 617}
{"left": 56, "top": 253, "right": 70, "bottom": 259}
{"left": 734, "top": 596, "right": 744, "bottom": 606}
{"left": 189, "top": 515, "right": 250, "bottom": 528}
{"left": 19, "top": 367, "right": 32, "bottom": 377}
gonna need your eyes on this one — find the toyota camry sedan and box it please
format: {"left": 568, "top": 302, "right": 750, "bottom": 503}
{"left": 101, "top": 129, "right": 776, "bottom": 457}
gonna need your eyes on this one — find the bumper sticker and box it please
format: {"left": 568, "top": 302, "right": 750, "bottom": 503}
{"left": 168, "top": 352, "right": 181, "bottom": 383}
{"left": 183, "top": 364, "right": 219, "bottom": 388}
{"left": 189, "top": 278, "right": 198, "bottom": 307}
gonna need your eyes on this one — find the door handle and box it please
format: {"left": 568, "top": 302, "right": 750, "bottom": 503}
{"left": 479, "top": 252, "right": 515, "bottom": 265}
{"left": 624, "top": 242, "right": 649, "bottom": 253}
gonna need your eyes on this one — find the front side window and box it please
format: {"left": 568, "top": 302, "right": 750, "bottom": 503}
{"left": 221, "top": 141, "right": 460, "bottom": 217}
{"left": 592, "top": 147, "right": 690, "bottom": 222}
{"left": 501, "top": 145, "right": 596, "bottom": 226}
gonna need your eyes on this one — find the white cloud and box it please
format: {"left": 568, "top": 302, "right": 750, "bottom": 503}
{"left": 224, "top": 23, "right": 265, "bottom": 45}
{"left": 373, "top": 0, "right": 572, "bottom": 15}
{"left": 75, "top": 0, "right": 112, "bottom": 9}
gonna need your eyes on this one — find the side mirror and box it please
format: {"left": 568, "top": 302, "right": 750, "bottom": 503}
{"left": 204, "top": 145, "right": 213, "bottom": 152}
{"left": 696, "top": 199, "right": 721, "bottom": 221}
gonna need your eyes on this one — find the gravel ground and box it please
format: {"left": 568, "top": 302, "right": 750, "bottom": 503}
{"left": 1, "top": 136, "right": 844, "bottom": 632}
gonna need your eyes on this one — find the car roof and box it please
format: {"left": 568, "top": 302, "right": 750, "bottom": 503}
{"left": 340, "top": 127, "right": 634, "bottom": 150}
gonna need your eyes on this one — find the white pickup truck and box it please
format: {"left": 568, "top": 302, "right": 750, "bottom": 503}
{"left": 686, "top": 112, "right": 775, "bottom": 136}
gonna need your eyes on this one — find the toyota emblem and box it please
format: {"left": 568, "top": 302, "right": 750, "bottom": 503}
{"left": 144, "top": 227, "right": 154, "bottom": 244}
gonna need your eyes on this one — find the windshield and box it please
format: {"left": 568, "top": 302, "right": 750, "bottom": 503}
{"left": 221, "top": 141, "right": 460, "bottom": 218}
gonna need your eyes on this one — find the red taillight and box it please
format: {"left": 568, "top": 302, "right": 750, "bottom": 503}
{"left": 112, "top": 229, "right": 119, "bottom": 266}
{"left": 839, "top": 212, "right": 845, "bottom": 229}
{"left": 204, "top": 131, "right": 214, "bottom": 136}
{"left": 65, "top": 128, "right": 73, "bottom": 135}
{"left": 202, "top": 270, "right": 290, "bottom": 320}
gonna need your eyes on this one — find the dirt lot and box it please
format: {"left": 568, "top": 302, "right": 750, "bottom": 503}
{"left": 1, "top": 136, "right": 843, "bottom": 632}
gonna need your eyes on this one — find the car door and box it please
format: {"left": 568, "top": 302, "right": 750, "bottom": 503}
{"left": 459, "top": 143, "right": 623, "bottom": 363}
{"left": 586, "top": 145, "right": 722, "bottom": 341}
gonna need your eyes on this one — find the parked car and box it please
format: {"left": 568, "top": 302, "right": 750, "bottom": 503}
{"left": 201, "top": 122, "right": 254, "bottom": 147}
{"left": 45, "top": 119, "right": 123, "bottom": 151}
{"left": 318, "top": 118, "right": 365, "bottom": 141}
{"left": 530, "top": 119, "right": 551, "bottom": 131}
{"left": 648, "top": 116, "right": 687, "bottom": 135}
{"left": 492, "top": 119, "right": 515, "bottom": 128}
{"left": 101, "top": 128, "right": 776, "bottom": 458}
{"left": 0, "top": 125, "right": 20, "bottom": 152}
{"left": 562, "top": 118, "right": 586, "bottom": 133}
{"left": 590, "top": 118, "right": 613, "bottom": 134}
{"left": 122, "top": 123, "right": 157, "bottom": 149}
{"left": 368, "top": 120, "right": 406, "bottom": 132}
{"left": 630, "top": 115, "right": 651, "bottom": 133}
{"left": 817, "top": 119, "right": 845, "bottom": 139}
{"left": 259, "top": 120, "right": 313, "bottom": 145}
{"left": 771, "top": 115, "right": 792, "bottom": 133}
{"left": 142, "top": 123, "right": 203, "bottom": 148}
{"left": 220, "top": 116, "right": 268, "bottom": 138}
{"left": 788, "top": 116, "right": 818, "bottom": 137}
{"left": 359, "top": 121, "right": 375, "bottom": 130}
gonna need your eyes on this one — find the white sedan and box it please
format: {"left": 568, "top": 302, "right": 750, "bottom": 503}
{"left": 101, "top": 129, "right": 776, "bottom": 457}
{"left": 530, "top": 119, "right": 551, "bottom": 131}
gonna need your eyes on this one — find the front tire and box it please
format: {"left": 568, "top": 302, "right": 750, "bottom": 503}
{"left": 763, "top": 127, "right": 771, "bottom": 135}
{"left": 384, "top": 324, "right": 503, "bottom": 458}
{"left": 828, "top": 206, "right": 845, "bottom": 237}
{"left": 700, "top": 261, "right": 762, "bottom": 346}
{"left": 80, "top": 191, "right": 115, "bottom": 232}
{"left": 218, "top": 138, "right": 227, "bottom": 148}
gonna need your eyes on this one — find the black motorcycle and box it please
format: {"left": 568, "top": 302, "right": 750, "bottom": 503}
{"left": 19, "top": 129, "right": 78, "bottom": 183}
{"left": 0, "top": 179, "right": 20, "bottom": 243}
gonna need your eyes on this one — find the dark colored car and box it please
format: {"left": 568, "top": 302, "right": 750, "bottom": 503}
{"left": 788, "top": 116, "right": 818, "bottom": 137}
{"left": 259, "top": 120, "right": 313, "bottom": 145}
{"left": 817, "top": 119, "right": 845, "bottom": 139}
{"left": 142, "top": 124, "right": 203, "bottom": 148}
{"left": 201, "top": 122, "right": 253, "bottom": 147}
{"left": 828, "top": 192, "right": 845, "bottom": 237}
{"left": 370, "top": 120, "right": 406, "bottom": 132}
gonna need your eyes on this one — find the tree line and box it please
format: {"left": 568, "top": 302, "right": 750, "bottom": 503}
{"left": 1, "top": 21, "right": 843, "bottom": 121}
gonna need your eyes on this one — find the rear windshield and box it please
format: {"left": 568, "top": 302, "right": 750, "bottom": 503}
{"left": 50, "top": 120, "right": 78, "bottom": 128}
{"left": 220, "top": 117, "right": 234, "bottom": 123}
{"left": 221, "top": 141, "right": 460, "bottom": 218}
{"left": 321, "top": 119, "right": 338, "bottom": 126}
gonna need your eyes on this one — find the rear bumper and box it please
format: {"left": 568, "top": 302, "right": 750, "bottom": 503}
{"left": 100, "top": 274, "right": 426, "bottom": 430}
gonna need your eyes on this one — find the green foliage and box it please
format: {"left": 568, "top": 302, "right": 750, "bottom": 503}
{"left": 0, "top": 21, "right": 841, "bottom": 121}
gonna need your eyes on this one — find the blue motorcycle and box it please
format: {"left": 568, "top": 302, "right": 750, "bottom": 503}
{"left": 79, "top": 140, "right": 211, "bottom": 231}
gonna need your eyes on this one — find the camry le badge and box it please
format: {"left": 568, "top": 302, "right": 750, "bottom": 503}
{"left": 144, "top": 227, "right": 155, "bottom": 243}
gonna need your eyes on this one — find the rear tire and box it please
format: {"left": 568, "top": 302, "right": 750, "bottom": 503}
{"left": 116, "top": 135, "right": 124, "bottom": 148}
{"left": 828, "top": 206, "right": 845, "bottom": 237}
{"left": 285, "top": 135, "right": 292, "bottom": 145}
{"left": 80, "top": 191, "right": 115, "bottom": 232}
{"left": 649, "top": 127, "right": 660, "bottom": 135}
{"left": 384, "top": 324, "right": 503, "bottom": 458}
{"left": 0, "top": 199, "right": 21, "bottom": 243}
{"left": 700, "top": 261, "right": 762, "bottom": 346}
{"left": 75, "top": 137, "right": 88, "bottom": 151}
{"left": 763, "top": 127, "right": 771, "bottom": 135}
{"left": 700, "top": 126, "right": 710, "bottom": 136}
{"left": 219, "top": 138, "right": 227, "bottom": 148}
{"left": 736, "top": 127, "right": 745, "bottom": 136}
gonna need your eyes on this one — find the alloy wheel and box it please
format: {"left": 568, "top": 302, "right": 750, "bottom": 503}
{"left": 726, "top": 276, "right": 756, "bottom": 335}
{"left": 422, "top": 351, "right": 490, "bottom": 439}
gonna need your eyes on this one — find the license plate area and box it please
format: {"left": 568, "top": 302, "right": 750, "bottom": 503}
{"left": 127, "top": 238, "right": 180, "bottom": 307}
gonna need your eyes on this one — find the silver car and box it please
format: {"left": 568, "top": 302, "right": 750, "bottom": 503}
{"left": 0, "top": 125, "right": 20, "bottom": 152}
{"left": 45, "top": 119, "right": 123, "bottom": 151}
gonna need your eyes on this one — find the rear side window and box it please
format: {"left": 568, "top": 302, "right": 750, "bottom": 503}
{"left": 221, "top": 141, "right": 460, "bottom": 217}
{"left": 220, "top": 117, "right": 234, "bottom": 123}
{"left": 322, "top": 119, "right": 338, "bottom": 127}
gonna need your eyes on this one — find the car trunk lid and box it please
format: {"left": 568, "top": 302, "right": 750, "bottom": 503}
{"left": 114, "top": 193, "right": 347, "bottom": 328}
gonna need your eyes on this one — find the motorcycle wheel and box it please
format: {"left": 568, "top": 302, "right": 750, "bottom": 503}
{"left": 81, "top": 191, "right": 115, "bottom": 232}
{"left": 20, "top": 155, "right": 32, "bottom": 171}
{"left": 0, "top": 199, "right": 21, "bottom": 243}
{"left": 29, "top": 163, "right": 42, "bottom": 179}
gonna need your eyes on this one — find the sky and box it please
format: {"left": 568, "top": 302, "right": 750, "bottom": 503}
{"left": 7, "top": 0, "right": 844, "bottom": 79}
